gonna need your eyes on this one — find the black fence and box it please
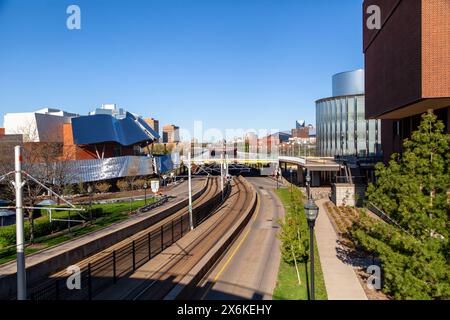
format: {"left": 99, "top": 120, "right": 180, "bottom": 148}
{"left": 28, "top": 182, "right": 231, "bottom": 300}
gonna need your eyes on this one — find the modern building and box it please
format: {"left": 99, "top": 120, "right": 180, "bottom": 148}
{"left": 0, "top": 106, "right": 174, "bottom": 184}
{"left": 64, "top": 112, "right": 160, "bottom": 160}
{"left": 2, "top": 106, "right": 160, "bottom": 161}
{"left": 363, "top": 0, "right": 450, "bottom": 163}
{"left": 3, "top": 108, "right": 78, "bottom": 142}
{"left": 162, "top": 125, "right": 180, "bottom": 144}
{"left": 89, "top": 104, "right": 126, "bottom": 119}
{"left": 316, "top": 69, "right": 382, "bottom": 158}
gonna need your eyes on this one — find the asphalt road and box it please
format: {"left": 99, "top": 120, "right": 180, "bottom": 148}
{"left": 194, "top": 177, "right": 285, "bottom": 300}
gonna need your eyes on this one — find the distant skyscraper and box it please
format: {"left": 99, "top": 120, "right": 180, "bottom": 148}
{"left": 296, "top": 120, "right": 305, "bottom": 129}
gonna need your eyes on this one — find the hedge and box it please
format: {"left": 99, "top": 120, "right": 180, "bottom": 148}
{"left": 0, "top": 207, "right": 105, "bottom": 248}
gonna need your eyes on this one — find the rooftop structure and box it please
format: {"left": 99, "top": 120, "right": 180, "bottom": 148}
{"left": 89, "top": 104, "right": 127, "bottom": 119}
{"left": 3, "top": 108, "right": 77, "bottom": 142}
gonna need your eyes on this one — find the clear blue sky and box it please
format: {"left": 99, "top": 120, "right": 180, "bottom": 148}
{"left": 0, "top": 0, "right": 364, "bottom": 135}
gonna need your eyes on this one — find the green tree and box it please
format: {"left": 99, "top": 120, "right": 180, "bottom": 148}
{"left": 278, "top": 185, "right": 310, "bottom": 265}
{"left": 352, "top": 110, "right": 450, "bottom": 299}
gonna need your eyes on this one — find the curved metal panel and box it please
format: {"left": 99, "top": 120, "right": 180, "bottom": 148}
{"left": 72, "top": 113, "right": 159, "bottom": 146}
{"left": 66, "top": 156, "right": 155, "bottom": 183}
{"left": 155, "top": 155, "right": 174, "bottom": 174}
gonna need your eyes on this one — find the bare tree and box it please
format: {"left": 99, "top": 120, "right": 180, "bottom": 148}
{"left": 95, "top": 182, "right": 111, "bottom": 193}
{"left": 6, "top": 123, "right": 76, "bottom": 242}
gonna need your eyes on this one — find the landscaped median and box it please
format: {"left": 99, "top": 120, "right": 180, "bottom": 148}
{"left": 0, "top": 199, "right": 156, "bottom": 265}
{"left": 273, "top": 185, "right": 327, "bottom": 300}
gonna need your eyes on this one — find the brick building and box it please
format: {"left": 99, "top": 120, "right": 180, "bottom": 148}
{"left": 162, "top": 125, "right": 180, "bottom": 144}
{"left": 145, "top": 118, "right": 160, "bottom": 142}
{"left": 363, "top": 0, "right": 450, "bottom": 163}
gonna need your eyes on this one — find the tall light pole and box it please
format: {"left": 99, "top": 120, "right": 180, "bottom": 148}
{"left": 87, "top": 185, "right": 93, "bottom": 223}
{"left": 220, "top": 153, "right": 224, "bottom": 201}
{"left": 304, "top": 170, "right": 319, "bottom": 300}
{"left": 187, "top": 152, "right": 194, "bottom": 230}
{"left": 14, "top": 146, "right": 26, "bottom": 300}
{"left": 143, "top": 183, "right": 148, "bottom": 205}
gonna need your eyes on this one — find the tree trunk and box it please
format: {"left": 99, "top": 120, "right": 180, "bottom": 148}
{"left": 29, "top": 211, "right": 34, "bottom": 244}
{"left": 291, "top": 243, "right": 302, "bottom": 286}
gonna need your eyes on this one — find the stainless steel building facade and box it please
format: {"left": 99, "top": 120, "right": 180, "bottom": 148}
{"left": 316, "top": 70, "right": 381, "bottom": 158}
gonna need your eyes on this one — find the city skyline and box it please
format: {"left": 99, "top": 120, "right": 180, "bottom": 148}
{"left": 0, "top": 0, "right": 364, "bottom": 132}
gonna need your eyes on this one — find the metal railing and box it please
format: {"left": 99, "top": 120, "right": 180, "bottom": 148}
{"left": 28, "top": 182, "right": 231, "bottom": 300}
{"left": 367, "top": 202, "right": 412, "bottom": 236}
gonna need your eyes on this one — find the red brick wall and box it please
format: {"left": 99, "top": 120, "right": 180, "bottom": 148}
{"left": 0, "top": 128, "right": 5, "bottom": 136}
{"left": 363, "top": 0, "right": 423, "bottom": 119}
{"left": 422, "top": 0, "right": 450, "bottom": 98}
{"left": 291, "top": 128, "right": 309, "bottom": 139}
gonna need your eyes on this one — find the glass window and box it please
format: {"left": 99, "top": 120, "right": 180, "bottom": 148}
{"left": 347, "top": 97, "right": 355, "bottom": 155}
{"left": 356, "top": 96, "right": 367, "bottom": 156}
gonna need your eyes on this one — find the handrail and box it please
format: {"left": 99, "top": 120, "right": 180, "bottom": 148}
{"left": 367, "top": 202, "right": 412, "bottom": 236}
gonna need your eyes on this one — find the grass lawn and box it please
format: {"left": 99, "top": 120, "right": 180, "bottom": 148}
{"left": 272, "top": 187, "right": 328, "bottom": 300}
{"left": 0, "top": 198, "right": 156, "bottom": 265}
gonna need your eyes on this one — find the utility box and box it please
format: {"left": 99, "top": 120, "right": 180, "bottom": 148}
{"left": 331, "top": 183, "right": 366, "bottom": 207}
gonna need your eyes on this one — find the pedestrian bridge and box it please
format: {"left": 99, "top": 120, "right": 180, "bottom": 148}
{"left": 182, "top": 151, "right": 279, "bottom": 165}
{"left": 278, "top": 156, "right": 342, "bottom": 172}
{"left": 179, "top": 151, "right": 342, "bottom": 182}
{"left": 278, "top": 156, "right": 343, "bottom": 187}
{"left": 180, "top": 152, "right": 341, "bottom": 169}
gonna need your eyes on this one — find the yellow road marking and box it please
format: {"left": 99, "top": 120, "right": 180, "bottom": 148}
{"left": 201, "top": 191, "right": 262, "bottom": 299}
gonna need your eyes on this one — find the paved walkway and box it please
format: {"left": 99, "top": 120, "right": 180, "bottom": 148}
{"left": 315, "top": 198, "right": 367, "bottom": 300}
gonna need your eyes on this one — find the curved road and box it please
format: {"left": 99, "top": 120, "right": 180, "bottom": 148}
{"left": 193, "top": 177, "right": 285, "bottom": 300}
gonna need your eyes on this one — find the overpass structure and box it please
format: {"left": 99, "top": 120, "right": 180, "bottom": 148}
{"left": 181, "top": 151, "right": 278, "bottom": 176}
{"left": 179, "top": 150, "right": 342, "bottom": 184}
{"left": 278, "top": 156, "right": 343, "bottom": 187}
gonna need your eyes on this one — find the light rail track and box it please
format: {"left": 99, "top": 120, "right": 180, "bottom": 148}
{"left": 29, "top": 177, "right": 224, "bottom": 300}
{"left": 123, "top": 176, "right": 255, "bottom": 300}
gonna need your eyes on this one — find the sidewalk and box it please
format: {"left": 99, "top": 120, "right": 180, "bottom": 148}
{"left": 314, "top": 198, "right": 367, "bottom": 300}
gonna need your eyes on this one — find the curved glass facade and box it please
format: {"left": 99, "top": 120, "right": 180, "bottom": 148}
{"left": 332, "top": 69, "right": 365, "bottom": 97}
{"left": 316, "top": 94, "right": 381, "bottom": 157}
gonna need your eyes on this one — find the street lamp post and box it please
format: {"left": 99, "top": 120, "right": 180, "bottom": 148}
{"left": 143, "top": 183, "right": 148, "bottom": 205}
{"left": 187, "top": 152, "right": 194, "bottom": 231}
{"left": 304, "top": 170, "right": 319, "bottom": 300}
{"left": 276, "top": 167, "right": 280, "bottom": 189}
{"left": 14, "top": 146, "right": 26, "bottom": 300}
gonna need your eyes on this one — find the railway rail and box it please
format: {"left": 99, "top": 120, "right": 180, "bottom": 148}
{"left": 29, "top": 177, "right": 226, "bottom": 300}
{"left": 110, "top": 176, "right": 256, "bottom": 300}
